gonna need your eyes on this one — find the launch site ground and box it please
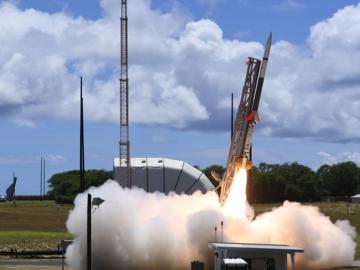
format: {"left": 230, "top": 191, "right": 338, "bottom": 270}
{"left": 0, "top": 200, "right": 359, "bottom": 270}
{"left": 0, "top": 259, "right": 70, "bottom": 270}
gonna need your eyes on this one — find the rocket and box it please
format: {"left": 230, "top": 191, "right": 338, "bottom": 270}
{"left": 253, "top": 33, "right": 272, "bottom": 112}
{"left": 216, "top": 33, "right": 272, "bottom": 204}
{"left": 237, "top": 33, "right": 272, "bottom": 171}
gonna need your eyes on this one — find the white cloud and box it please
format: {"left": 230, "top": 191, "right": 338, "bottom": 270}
{"left": 0, "top": 154, "right": 66, "bottom": 165}
{"left": 272, "top": 0, "right": 303, "bottom": 11}
{"left": 1, "top": 1, "right": 360, "bottom": 141}
{"left": 43, "top": 154, "right": 67, "bottom": 163}
{"left": 12, "top": 117, "right": 37, "bottom": 128}
{"left": 198, "top": 0, "right": 223, "bottom": 3}
{"left": 0, "top": 0, "right": 204, "bottom": 128}
{"left": 197, "top": 0, "right": 225, "bottom": 15}
{"left": 0, "top": 156, "right": 29, "bottom": 165}
{"left": 318, "top": 151, "right": 360, "bottom": 165}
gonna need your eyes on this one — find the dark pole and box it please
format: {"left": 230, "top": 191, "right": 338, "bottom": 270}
{"left": 231, "top": 93, "right": 234, "bottom": 140}
{"left": 87, "top": 193, "right": 92, "bottom": 270}
{"left": 247, "top": 146, "right": 253, "bottom": 203}
{"left": 40, "top": 157, "right": 43, "bottom": 199}
{"left": 80, "top": 77, "right": 85, "bottom": 193}
{"left": 43, "top": 158, "right": 46, "bottom": 199}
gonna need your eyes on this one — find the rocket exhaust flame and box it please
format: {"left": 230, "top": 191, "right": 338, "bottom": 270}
{"left": 66, "top": 179, "right": 356, "bottom": 270}
{"left": 223, "top": 169, "right": 253, "bottom": 219}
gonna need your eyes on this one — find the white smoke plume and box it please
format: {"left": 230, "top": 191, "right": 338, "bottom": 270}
{"left": 66, "top": 180, "right": 356, "bottom": 270}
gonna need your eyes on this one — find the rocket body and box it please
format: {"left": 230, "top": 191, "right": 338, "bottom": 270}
{"left": 218, "top": 33, "right": 272, "bottom": 204}
{"left": 238, "top": 33, "right": 272, "bottom": 170}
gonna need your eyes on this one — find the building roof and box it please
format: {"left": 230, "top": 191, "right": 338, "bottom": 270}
{"left": 223, "top": 258, "right": 248, "bottom": 265}
{"left": 113, "top": 157, "right": 214, "bottom": 194}
{"left": 208, "top": 242, "right": 304, "bottom": 254}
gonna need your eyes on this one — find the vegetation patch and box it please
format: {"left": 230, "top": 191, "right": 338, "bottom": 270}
{"left": 0, "top": 231, "right": 72, "bottom": 250}
{"left": 0, "top": 201, "right": 72, "bottom": 232}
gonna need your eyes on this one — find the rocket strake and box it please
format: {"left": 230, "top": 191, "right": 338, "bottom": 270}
{"left": 214, "top": 33, "right": 272, "bottom": 205}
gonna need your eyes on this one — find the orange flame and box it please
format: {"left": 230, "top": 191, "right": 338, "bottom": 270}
{"left": 222, "top": 169, "right": 248, "bottom": 219}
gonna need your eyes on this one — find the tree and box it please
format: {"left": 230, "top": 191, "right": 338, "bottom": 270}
{"left": 321, "top": 162, "right": 359, "bottom": 197}
{"left": 48, "top": 170, "right": 112, "bottom": 203}
{"left": 202, "top": 164, "right": 225, "bottom": 188}
{"left": 252, "top": 162, "right": 321, "bottom": 203}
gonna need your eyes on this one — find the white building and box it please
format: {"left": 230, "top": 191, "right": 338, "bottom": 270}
{"left": 113, "top": 157, "right": 214, "bottom": 194}
{"left": 208, "top": 242, "right": 304, "bottom": 270}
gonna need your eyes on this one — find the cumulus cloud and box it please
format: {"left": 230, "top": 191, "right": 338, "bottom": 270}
{"left": 272, "top": 0, "right": 303, "bottom": 11}
{"left": 0, "top": 0, "right": 206, "bottom": 128}
{"left": 197, "top": 0, "right": 225, "bottom": 14}
{"left": 42, "top": 154, "right": 67, "bottom": 163}
{"left": 317, "top": 151, "right": 360, "bottom": 165}
{"left": 0, "top": 153, "right": 66, "bottom": 164}
{"left": 1, "top": 0, "right": 360, "bottom": 141}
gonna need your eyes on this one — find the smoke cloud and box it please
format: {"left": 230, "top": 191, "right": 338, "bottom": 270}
{"left": 66, "top": 180, "right": 356, "bottom": 270}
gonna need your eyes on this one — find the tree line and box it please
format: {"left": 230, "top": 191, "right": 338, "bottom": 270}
{"left": 48, "top": 161, "right": 360, "bottom": 204}
{"left": 204, "top": 161, "right": 360, "bottom": 203}
{"left": 48, "top": 170, "right": 112, "bottom": 203}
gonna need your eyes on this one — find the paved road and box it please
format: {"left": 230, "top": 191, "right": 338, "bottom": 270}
{"left": 0, "top": 258, "right": 70, "bottom": 270}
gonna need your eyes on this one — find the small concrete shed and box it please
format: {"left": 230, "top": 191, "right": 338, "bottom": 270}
{"left": 208, "top": 242, "right": 304, "bottom": 270}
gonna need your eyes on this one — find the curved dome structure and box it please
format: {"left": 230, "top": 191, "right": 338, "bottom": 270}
{"left": 113, "top": 157, "right": 214, "bottom": 194}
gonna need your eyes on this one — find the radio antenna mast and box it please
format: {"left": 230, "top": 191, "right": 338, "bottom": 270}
{"left": 119, "top": 0, "right": 131, "bottom": 186}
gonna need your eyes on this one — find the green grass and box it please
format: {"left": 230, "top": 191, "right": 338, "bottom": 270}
{"left": 357, "top": 235, "right": 360, "bottom": 261}
{"left": 0, "top": 200, "right": 72, "bottom": 231}
{"left": 0, "top": 231, "right": 72, "bottom": 250}
{"left": 0, "top": 201, "right": 73, "bottom": 250}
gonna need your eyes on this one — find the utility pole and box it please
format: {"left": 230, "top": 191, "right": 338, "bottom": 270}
{"left": 40, "top": 157, "right": 43, "bottom": 199}
{"left": 43, "top": 158, "right": 46, "bottom": 199}
{"left": 87, "top": 193, "right": 91, "bottom": 270}
{"left": 86, "top": 194, "right": 104, "bottom": 270}
{"left": 80, "top": 77, "right": 85, "bottom": 193}
{"left": 119, "top": 0, "right": 131, "bottom": 187}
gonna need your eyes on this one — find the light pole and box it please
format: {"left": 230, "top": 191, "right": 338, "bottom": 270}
{"left": 87, "top": 194, "right": 105, "bottom": 270}
{"left": 87, "top": 194, "right": 91, "bottom": 270}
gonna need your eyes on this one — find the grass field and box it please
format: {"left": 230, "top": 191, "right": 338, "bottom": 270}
{"left": 0, "top": 201, "right": 72, "bottom": 250}
{"left": 0, "top": 200, "right": 359, "bottom": 270}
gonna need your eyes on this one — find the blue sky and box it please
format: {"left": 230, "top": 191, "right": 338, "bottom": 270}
{"left": 1, "top": 0, "right": 360, "bottom": 194}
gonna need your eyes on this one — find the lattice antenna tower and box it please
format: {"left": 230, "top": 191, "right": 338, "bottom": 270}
{"left": 119, "top": 0, "right": 131, "bottom": 186}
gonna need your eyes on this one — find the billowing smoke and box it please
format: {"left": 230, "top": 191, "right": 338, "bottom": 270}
{"left": 66, "top": 179, "right": 356, "bottom": 270}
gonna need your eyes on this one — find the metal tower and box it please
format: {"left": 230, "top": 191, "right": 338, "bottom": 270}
{"left": 80, "top": 77, "right": 85, "bottom": 193}
{"left": 119, "top": 0, "right": 131, "bottom": 187}
{"left": 220, "top": 57, "right": 261, "bottom": 203}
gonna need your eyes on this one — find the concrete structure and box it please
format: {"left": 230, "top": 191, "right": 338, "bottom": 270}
{"left": 208, "top": 242, "right": 304, "bottom": 270}
{"left": 113, "top": 157, "right": 214, "bottom": 194}
{"left": 351, "top": 194, "right": 360, "bottom": 203}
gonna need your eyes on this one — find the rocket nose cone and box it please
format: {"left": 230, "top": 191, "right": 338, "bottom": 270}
{"left": 264, "top": 32, "right": 272, "bottom": 58}
{"left": 266, "top": 33, "right": 272, "bottom": 48}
